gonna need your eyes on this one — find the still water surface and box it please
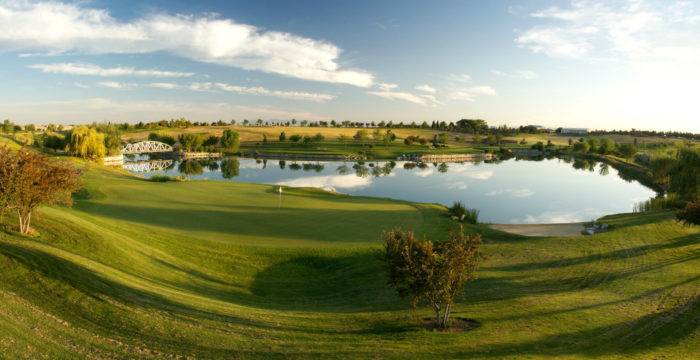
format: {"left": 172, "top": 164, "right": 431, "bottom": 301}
{"left": 124, "top": 156, "right": 657, "bottom": 224}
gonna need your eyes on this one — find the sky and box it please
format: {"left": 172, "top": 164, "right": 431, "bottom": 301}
{"left": 0, "top": 0, "right": 698, "bottom": 132}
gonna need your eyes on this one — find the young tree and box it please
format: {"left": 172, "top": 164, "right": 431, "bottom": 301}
{"left": 617, "top": 143, "right": 637, "bottom": 158}
{"left": 103, "top": 132, "right": 123, "bottom": 156}
{"left": 0, "top": 147, "right": 81, "bottom": 234}
{"left": 670, "top": 148, "right": 700, "bottom": 200}
{"left": 353, "top": 129, "right": 369, "bottom": 143}
{"left": 220, "top": 130, "right": 240, "bottom": 152}
{"left": 67, "top": 126, "right": 106, "bottom": 159}
{"left": 382, "top": 227, "right": 481, "bottom": 329}
{"left": 178, "top": 133, "right": 204, "bottom": 152}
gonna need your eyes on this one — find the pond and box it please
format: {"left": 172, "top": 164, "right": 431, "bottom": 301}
{"left": 123, "top": 156, "right": 657, "bottom": 224}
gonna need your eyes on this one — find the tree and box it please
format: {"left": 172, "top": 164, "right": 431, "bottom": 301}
{"left": 617, "top": 143, "right": 637, "bottom": 158}
{"left": 670, "top": 148, "right": 700, "bottom": 200}
{"left": 220, "top": 129, "right": 240, "bottom": 152}
{"left": 67, "top": 126, "right": 106, "bottom": 159}
{"left": 289, "top": 134, "right": 302, "bottom": 143}
{"left": 43, "top": 134, "right": 65, "bottom": 152}
{"left": 353, "top": 129, "right": 369, "bottom": 143}
{"left": 203, "top": 135, "right": 220, "bottom": 147}
{"left": 382, "top": 227, "right": 481, "bottom": 329}
{"left": 279, "top": 131, "right": 287, "bottom": 141}
{"left": 456, "top": 119, "right": 488, "bottom": 134}
{"left": 598, "top": 138, "right": 616, "bottom": 154}
{"left": 573, "top": 141, "right": 590, "bottom": 153}
{"left": 2, "top": 119, "right": 14, "bottom": 133}
{"left": 677, "top": 200, "right": 700, "bottom": 226}
{"left": 103, "top": 131, "right": 123, "bottom": 156}
{"left": 220, "top": 158, "right": 240, "bottom": 179}
{"left": 0, "top": 147, "right": 81, "bottom": 234}
{"left": 178, "top": 133, "right": 204, "bottom": 152}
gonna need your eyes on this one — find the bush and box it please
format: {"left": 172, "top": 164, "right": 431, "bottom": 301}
{"left": 150, "top": 175, "right": 174, "bottom": 182}
{"left": 203, "top": 135, "right": 220, "bottom": 147}
{"left": 289, "top": 134, "right": 302, "bottom": 143}
{"left": 448, "top": 201, "right": 479, "bottom": 224}
{"left": 531, "top": 141, "right": 545, "bottom": 151}
{"left": 279, "top": 131, "right": 286, "bottom": 141}
{"left": 677, "top": 200, "right": 700, "bottom": 226}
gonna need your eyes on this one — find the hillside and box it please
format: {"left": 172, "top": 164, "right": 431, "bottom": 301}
{"left": 0, "top": 165, "right": 698, "bottom": 359}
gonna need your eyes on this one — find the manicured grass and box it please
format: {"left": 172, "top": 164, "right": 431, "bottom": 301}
{"left": 241, "top": 140, "right": 480, "bottom": 158}
{"left": 0, "top": 164, "right": 698, "bottom": 358}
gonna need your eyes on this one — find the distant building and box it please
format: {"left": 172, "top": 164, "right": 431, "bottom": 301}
{"left": 560, "top": 128, "right": 588, "bottom": 136}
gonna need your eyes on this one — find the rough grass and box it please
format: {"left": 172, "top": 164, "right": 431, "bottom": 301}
{"left": 0, "top": 165, "right": 697, "bottom": 359}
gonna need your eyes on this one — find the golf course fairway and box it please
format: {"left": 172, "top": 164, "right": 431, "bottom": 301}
{"left": 0, "top": 164, "right": 697, "bottom": 359}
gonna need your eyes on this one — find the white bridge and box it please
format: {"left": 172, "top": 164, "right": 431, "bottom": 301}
{"left": 122, "top": 160, "right": 174, "bottom": 172}
{"left": 122, "top": 141, "right": 174, "bottom": 154}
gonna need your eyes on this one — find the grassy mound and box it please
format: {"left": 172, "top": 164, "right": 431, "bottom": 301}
{"left": 0, "top": 165, "right": 697, "bottom": 358}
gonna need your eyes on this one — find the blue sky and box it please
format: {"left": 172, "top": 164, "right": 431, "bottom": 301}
{"left": 1, "top": 0, "right": 698, "bottom": 131}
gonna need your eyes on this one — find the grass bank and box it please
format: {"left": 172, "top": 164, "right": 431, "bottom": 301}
{"left": 0, "top": 164, "right": 697, "bottom": 358}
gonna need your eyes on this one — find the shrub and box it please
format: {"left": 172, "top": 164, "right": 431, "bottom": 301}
{"left": 279, "top": 131, "right": 286, "bottom": 141}
{"left": 203, "top": 135, "right": 220, "bottom": 147}
{"left": 448, "top": 201, "right": 480, "bottom": 224}
{"left": 150, "top": 175, "right": 174, "bottom": 182}
{"left": 677, "top": 200, "right": 700, "bottom": 226}
{"left": 382, "top": 227, "right": 481, "bottom": 329}
{"left": 289, "top": 134, "right": 302, "bottom": 142}
{"left": 531, "top": 141, "right": 545, "bottom": 151}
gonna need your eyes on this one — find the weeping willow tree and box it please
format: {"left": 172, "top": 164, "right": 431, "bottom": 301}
{"left": 67, "top": 126, "right": 106, "bottom": 159}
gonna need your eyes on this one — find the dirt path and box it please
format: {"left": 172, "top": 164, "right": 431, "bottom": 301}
{"left": 489, "top": 223, "right": 585, "bottom": 237}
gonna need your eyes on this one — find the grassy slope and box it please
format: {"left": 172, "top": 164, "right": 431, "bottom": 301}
{"left": 0, "top": 164, "right": 698, "bottom": 359}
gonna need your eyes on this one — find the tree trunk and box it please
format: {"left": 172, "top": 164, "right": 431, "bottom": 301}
{"left": 17, "top": 210, "right": 31, "bottom": 234}
{"left": 442, "top": 303, "right": 451, "bottom": 329}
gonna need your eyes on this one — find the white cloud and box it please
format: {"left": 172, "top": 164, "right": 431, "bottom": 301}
{"left": 28, "top": 63, "right": 194, "bottom": 78}
{"left": 448, "top": 167, "right": 495, "bottom": 179}
{"left": 1, "top": 1, "right": 374, "bottom": 87}
{"left": 145, "top": 82, "right": 180, "bottom": 89}
{"left": 516, "top": 1, "right": 700, "bottom": 62}
{"left": 491, "top": 69, "right": 538, "bottom": 80}
{"left": 189, "top": 82, "right": 335, "bottom": 102}
{"left": 414, "top": 84, "right": 436, "bottom": 93}
{"left": 368, "top": 90, "right": 438, "bottom": 106}
{"left": 513, "top": 208, "right": 604, "bottom": 224}
{"left": 73, "top": 82, "right": 89, "bottom": 89}
{"left": 449, "top": 73, "right": 472, "bottom": 82}
{"left": 414, "top": 168, "right": 434, "bottom": 177}
{"left": 97, "top": 81, "right": 133, "bottom": 89}
{"left": 0, "top": 98, "right": 329, "bottom": 123}
{"left": 485, "top": 188, "right": 534, "bottom": 198}
{"left": 276, "top": 174, "right": 372, "bottom": 190}
{"left": 448, "top": 86, "right": 497, "bottom": 101}
{"left": 377, "top": 82, "right": 398, "bottom": 91}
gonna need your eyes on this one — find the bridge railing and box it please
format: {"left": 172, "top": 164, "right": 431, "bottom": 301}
{"left": 122, "top": 141, "right": 174, "bottom": 154}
